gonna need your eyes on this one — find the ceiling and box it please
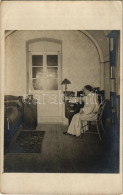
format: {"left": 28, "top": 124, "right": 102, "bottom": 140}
{"left": 5, "top": 30, "right": 111, "bottom": 62}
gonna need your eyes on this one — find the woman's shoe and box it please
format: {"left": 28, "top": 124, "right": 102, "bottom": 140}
{"left": 63, "top": 132, "right": 70, "bottom": 135}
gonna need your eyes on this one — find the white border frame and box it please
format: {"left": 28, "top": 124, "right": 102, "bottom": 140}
{"left": 0, "top": 1, "right": 122, "bottom": 194}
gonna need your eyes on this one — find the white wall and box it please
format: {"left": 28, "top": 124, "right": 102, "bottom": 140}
{"left": 5, "top": 30, "right": 101, "bottom": 123}
{"left": 5, "top": 30, "right": 100, "bottom": 96}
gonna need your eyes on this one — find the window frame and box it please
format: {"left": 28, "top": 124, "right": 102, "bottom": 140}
{"left": 29, "top": 51, "right": 61, "bottom": 93}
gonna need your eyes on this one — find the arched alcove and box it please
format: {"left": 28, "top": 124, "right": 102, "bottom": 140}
{"left": 5, "top": 30, "right": 110, "bottom": 122}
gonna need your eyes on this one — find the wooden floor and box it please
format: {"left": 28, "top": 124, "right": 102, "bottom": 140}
{"left": 4, "top": 124, "right": 119, "bottom": 173}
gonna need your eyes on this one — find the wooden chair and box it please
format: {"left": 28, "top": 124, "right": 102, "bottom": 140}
{"left": 81, "top": 100, "right": 109, "bottom": 141}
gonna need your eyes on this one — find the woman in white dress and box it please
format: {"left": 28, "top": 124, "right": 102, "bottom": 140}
{"left": 64, "top": 85, "right": 99, "bottom": 137}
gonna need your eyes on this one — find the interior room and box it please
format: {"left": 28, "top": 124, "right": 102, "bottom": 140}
{"left": 4, "top": 30, "right": 120, "bottom": 173}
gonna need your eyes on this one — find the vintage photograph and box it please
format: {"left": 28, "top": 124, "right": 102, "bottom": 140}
{"left": 4, "top": 30, "right": 120, "bottom": 173}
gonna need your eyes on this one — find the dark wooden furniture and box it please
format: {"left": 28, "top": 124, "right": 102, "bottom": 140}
{"left": 23, "top": 95, "right": 37, "bottom": 130}
{"left": 77, "top": 90, "right": 85, "bottom": 97}
{"left": 65, "top": 100, "right": 84, "bottom": 124}
{"left": 4, "top": 95, "right": 23, "bottom": 153}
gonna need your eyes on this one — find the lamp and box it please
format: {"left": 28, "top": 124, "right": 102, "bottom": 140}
{"left": 61, "top": 78, "right": 71, "bottom": 92}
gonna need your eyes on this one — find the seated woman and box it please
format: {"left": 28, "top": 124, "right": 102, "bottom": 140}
{"left": 64, "top": 85, "right": 99, "bottom": 137}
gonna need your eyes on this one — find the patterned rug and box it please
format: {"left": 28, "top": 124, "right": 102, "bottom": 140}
{"left": 8, "top": 131, "right": 45, "bottom": 153}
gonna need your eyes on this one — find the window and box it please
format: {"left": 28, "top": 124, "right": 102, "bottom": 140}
{"left": 30, "top": 52, "right": 60, "bottom": 91}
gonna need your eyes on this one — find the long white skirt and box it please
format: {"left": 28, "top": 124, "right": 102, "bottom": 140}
{"left": 67, "top": 112, "right": 97, "bottom": 136}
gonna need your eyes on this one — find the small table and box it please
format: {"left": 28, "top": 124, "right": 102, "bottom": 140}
{"left": 65, "top": 100, "right": 84, "bottom": 124}
{"left": 23, "top": 96, "right": 37, "bottom": 130}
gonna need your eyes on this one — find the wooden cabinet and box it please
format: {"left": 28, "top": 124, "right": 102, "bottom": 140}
{"left": 23, "top": 96, "right": 37, "bottom": 130}
{"left": 65, "top": 101, "right": 84, "bottom": 124}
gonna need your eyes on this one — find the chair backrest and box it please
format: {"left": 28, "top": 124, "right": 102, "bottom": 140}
{"left": 96, "top": 100, "right": 109, "bottom": 122}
